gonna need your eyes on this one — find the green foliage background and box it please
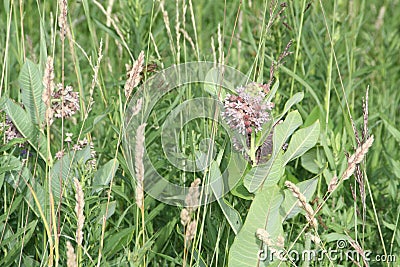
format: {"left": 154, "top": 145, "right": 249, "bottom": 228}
{"left": 0, "top": 0, "right": 399, "bottom": 266}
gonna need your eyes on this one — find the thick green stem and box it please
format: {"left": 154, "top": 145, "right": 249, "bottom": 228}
{"left": 250, "top": 131, "right": 256, "bottom": 166}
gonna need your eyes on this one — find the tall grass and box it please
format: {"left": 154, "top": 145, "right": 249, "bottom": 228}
{"left": 0, "top": 0, "right": 399, "bottom": 266}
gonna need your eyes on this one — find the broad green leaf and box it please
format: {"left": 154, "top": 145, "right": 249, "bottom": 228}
{"left": 151, "top": 218, "right": 177, "bottom": 253}
{"left": 320, "top": 131, "right": 336, "bottom": 170}
{"left": 273, "top": 111, "right": 303, "bottom": 153}
{"left": 301, "top": 148, "right": 326, "bottom": 174}
{"left": 227, "top": 153, "right": 249, "bottom": 194}
{"left": 0, "top": 219, "right": 37, "bottom": 247}
{"left": 0, "top": 96, "right": 6, "bottom": 107}
{"left": 103, "top": 226, "right": 135, "bottom": 256}
{"left": 273, "top": 92, "right": 304, "bottom": 125}
{"left": 388, "top": 157, "right": 400, "bottom": 179}
{"left": 0, "top": 220, "right": 37, "bottom": 265}
{"left": 267, "top": 56, "right": 323, "bottom": 111}
{"left": 51, "top": 146, "right": 91, "bottom": 203}
{"left": 265, "top": 80, "right": 280, "bottom": 103}
{"left": 25, "top": 179, "right": 47, "bottom": 218}
{"left": 282, "top": 120, "right": 320, "bottom": 165}
{"left": 255, "top": 92, "right": 305, "bottom": 148}
{"left": 280, "top": 178, "right": 318, "bottom": 221}
{"left": 382, "top": 219, "right": 396, "bottom": 231}
{"left": 3, "top": 98, "right": 47, "bottom": 161}
{"left": 322, "top": 233, "right": 349, "bottom": 243}
{"left": 97, "top": 201, "right": 117, "bottom": 224}
{"left": 5, "top": 194, "right": 23, "bottom": 216}
{"left": 19, "top": 60, "right": 45, "bottom": 125}
{"left": 0, "top": 138, "right": 26, "bottom": 152}
{"left": 0, "top": 156, "right": 22, "bottom": 174}
{"left": 381, "top": 115, "right": 400, "bottom": 145}
{"left": 303, "top": 105, "right": 321, "bottom": 127}
{"left": 145, "top": 203, "right": 166, "bottom": 224}
{"left": 39, "top": 21, "right": 47, "bottom": 70}
{"left": 209, "top": 161, "right": 243, "bottom": 234}
{"left": 283, "top": 92, "right": 304, "bottom": 112}
{"left": 229, "top": 185, "right": 284, "bottom": 267}
{"left": 92, "top": 158, "right": 119, "bottom": 193}
{"left": 135, "top": 241, "right": 157, "bottom": 265}
{"left": 23, "top": 256, "right": 41, "bottom": 267}
{"left": 82, "top": 110, "right": 110, "bottom": 135}
{"left": 191, "top": 247, "right": 208, "bottom": 267}
{"left": 256, "top": 83, "right": 302, "bottom": 148}
{"left": 1, "top": 155, "right": 32, "bottom": 192}
{"left": 204, "top": 67, "right": 230, "bottom": 99}
{"left": 0, "top": 173, "right": 4, "bottom": 191}
{"left": 244, "top": 111, "right": 302, "bottom": 192}
{"left": 231, "top": 182, "right": 254, "bottom": 200}
{"left": 244, "top": 151, "right": 284, "bottom": 192}
{"left": 255, "top": 120, "right": 274, "bottom": 149}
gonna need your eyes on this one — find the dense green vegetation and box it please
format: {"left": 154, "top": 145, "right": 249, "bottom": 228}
{"left": 0, "top": 0, "right": 399, "bottom": 266}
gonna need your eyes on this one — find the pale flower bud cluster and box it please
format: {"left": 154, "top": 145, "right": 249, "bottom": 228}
{"left": 222, "top": 83, "right": 274, "bottom": 135}
{"left": 49, "top": 84, "right": 80, "bottom": 124}
{"left": 0, "top": 116, "right": 23, "bottom": 144}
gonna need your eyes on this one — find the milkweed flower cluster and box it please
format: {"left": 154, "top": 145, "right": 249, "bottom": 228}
{"left": 55, "top": 136, "right": 97, "bottom": 168}
{"left": 222, "top": 83, "right": 274, "bottom": 135}
{"left": 1, "top": 116, "right": 23, "bottom": 143}
{"left": 42, "top": 56, "right": 79, "bottom": 125}
{"left": 49, "top": 83, "right": 80, "bottom": 124}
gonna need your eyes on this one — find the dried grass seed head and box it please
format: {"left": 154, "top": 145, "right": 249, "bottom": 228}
{"left": 185, "top": 178, "right": 201, "bottom": 212}
{"left": 73, "top": 178, "right": 85, "bottom": 247}
{"left": 125, "top": 51, "right": 145, "bottom": 99}
{"left": 66, "top": 241, "right": 77, "bottom": 267}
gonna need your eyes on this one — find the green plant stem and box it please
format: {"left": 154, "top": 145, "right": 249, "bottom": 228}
{"left": 250, "top": 131, "right": 256, "bottom": 166}
{"left": 289, "top": 0, "right": 306, "bottom": 97}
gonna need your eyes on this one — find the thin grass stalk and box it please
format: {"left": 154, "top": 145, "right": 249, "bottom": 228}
{"left": 49, "top": 41, "right": 102, "bottom": 249}
{"left": 364, "top": 168, "right": 389, "bottom": 263}
{"left": 188, "top": 0, "right": 200, "bottom": 59}
{"left": 150, "top": 33, "right": 164, "bottom": 69}
{"left": 317, "top": 0, "right": 355, "bottom": 139}
{"left": 18, "top": 205, "right": 31, "bottom": 266}
{"left": 253, "top": 1, "right": 278, "bottom": 82}
{"left": 19, "top": 0, "right": 25, "bottom": 60}
{"left": 289, "top": 0, "right": 306, "bottom": 97}
{"left": 194, "top": 113, "right": 220, "bottom": 266}
{"left": 193, "top": 4, "right": 242, "bottom": 263}
{"left": 181, "top": 0, "right": 188, "bottom": 61}
{"left": 0, "top": 155, "right": 28, "bottom": 245}
{"left": 159, "top": 0, "right": 176, "bottom": 61}
{"left": 283, "top": 134, "right": 375, "bottom": 265}
{"left": 66, "top": 26, "right": 86, "bottom": 120}
{"left": 25, "top": 180, "right": 54, "bottom": 266}
{"left": 0, "top": 1, "right": 14, "bottom": 98}
{"left": 175, "top": 0, "right": 180, "bottom": 64}
{"left": 104, "top": 0, "right": 114, "bottom": 54}
{"left": 211, "top": 37, "right": 216, "bottom": 67}
{"left": 97, "top": 52, "right": 145, "bottom": 266}
{"left": 92, "top": 0, "right": 133, "bottom": 60}
{"left": 53, "top": 2, "right": 69, "bottom": 265}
